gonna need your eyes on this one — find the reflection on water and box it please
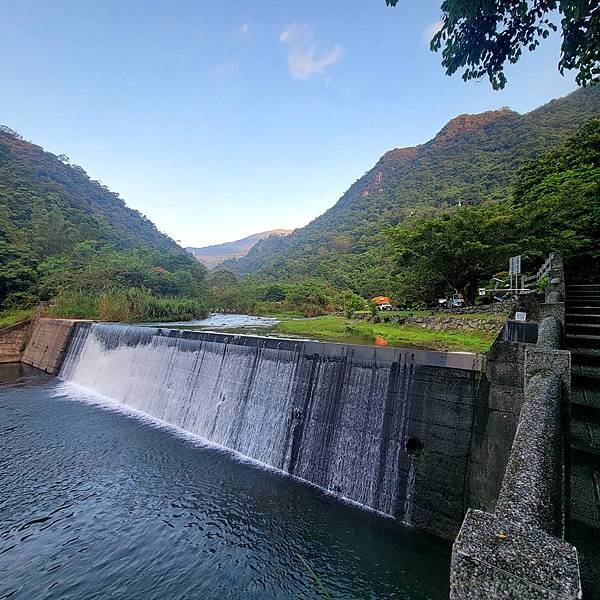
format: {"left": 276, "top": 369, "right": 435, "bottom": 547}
{"left": 0, "top": 364, "right": 450, "bottom": 600}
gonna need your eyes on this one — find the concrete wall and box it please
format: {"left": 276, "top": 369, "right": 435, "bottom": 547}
{"left": 21, "top": 318, "right": 78, "bottom": 374}
{"left": 0, "top": 319, "right": 32, "bottom": 364}
{"left": 450, "top": 253, "right": 582, "bottom": 599}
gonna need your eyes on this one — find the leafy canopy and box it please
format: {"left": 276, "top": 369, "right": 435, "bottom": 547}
{"left": 386, "top": 119, "right": 600, "bottom": 304}
{"left": 386, "top": 0, "right": 600, "bottom": 89}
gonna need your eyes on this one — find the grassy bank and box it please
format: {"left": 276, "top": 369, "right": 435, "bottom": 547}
{"left": 0, "top": 308, "right": 35, "bottom": 331}
{"left": 274, "top": 315, "right": 498, "bottom": 353}
{"left": 45, "top": 289, "right": 208, "bottom": 323}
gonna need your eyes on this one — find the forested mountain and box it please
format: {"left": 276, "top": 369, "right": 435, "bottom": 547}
{"left": 187, "top": 229, "right": 291, "bottom": 269}
{"left": 226, "top": 87, "right": 600, "bottom": 295}
{"left": 0, "top": 126, "right": 180, "bottom": 254}
{"left": 0, "top": 126, "right": 207, "bottom": 320}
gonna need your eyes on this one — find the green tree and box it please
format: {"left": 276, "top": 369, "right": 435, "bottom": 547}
{"left": 388, "top": 204, "right": 518, "bottom": 303}
{"left": 512, "top": 118, "right": 600, "bottom": 277}
{"left": 386, "top": 119, "right": 600, "bottom": 304}
{"left": 342, "top": 291, "right": 367, "bottom": 318}
{"left": 261, "top": 284, "right": 286, "bottom": 302}
{"left": 386, "top": 0, "right": 600, "bottom": 89}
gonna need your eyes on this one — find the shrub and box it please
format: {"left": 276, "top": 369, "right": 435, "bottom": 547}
{"left": 46, "top": 288, "right": 207, "bottom": 322}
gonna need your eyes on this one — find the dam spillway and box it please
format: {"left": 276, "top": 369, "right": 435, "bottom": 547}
{"left": 56, "top": 322, "right": 501, "bottom": 538}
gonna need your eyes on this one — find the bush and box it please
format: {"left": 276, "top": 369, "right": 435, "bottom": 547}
{"left": 46, "top": 288, "right": 207, "bottom": 322}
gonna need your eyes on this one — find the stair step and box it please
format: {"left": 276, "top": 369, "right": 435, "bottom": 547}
{"left": 567, "top": 323, "right": 600, "bottom": 336}
{"left": 572, "top": 446, "right": 600, "bottom": 472}
{"left": 567, "top": 333, "right": 600, "bottom": 349}
{"left": 573, "top": 387, "right": 600, "bottom": 411}
{"left": 566, "top": 307, "right": 600, "bottom": 317}
{"left": 572, "top": 404, "right": 600, "bottom": 425}
{"left": 567, "top": 301, "right": 600, "bottom": 308}
{"left": 568, "top": 297, "right": 600, "bottom": 303}
{"left": 569, "top": 297, "right": 600, "bottom": 303}
{"left": 567, "top": 313, "right": 600, "bottom": 325}
{"left": 571, "top": 349, "right": 600, "bottom": 368}
{"left": 573, "top": 363, "right": 600, "bottom": 380}
{"left": 570, "top": 461, "right": 600, "bottom": 528}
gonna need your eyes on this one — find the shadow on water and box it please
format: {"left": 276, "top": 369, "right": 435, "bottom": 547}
{"left": 0, "top": 364, "right": 451, "bottom": 600}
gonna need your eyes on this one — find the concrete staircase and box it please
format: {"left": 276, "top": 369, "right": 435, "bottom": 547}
{"left": 566, "top": 284, "right": 600, "bottom": 598}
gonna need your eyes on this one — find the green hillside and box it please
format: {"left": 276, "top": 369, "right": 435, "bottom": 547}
{"left": 0, "top": 126, "right": 208, "bottom": 321}
{"left": 225, "top": 87, "right": 600, "bottom": 296}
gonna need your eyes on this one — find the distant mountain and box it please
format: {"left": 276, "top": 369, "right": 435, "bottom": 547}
{"left": 187, "top": 229, "right": 291, "bottom": 269}
{"left": 226, "top": 86, "right": 600, "bottom": 296}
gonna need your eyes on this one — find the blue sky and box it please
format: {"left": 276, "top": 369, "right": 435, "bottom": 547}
{"left": 1, "top": 0, "right": 577, "bottom": 246}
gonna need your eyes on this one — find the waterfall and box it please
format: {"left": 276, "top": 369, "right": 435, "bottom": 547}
{"left": 402, "top": 459, "right": 417, "bottom": 526}
{"left": 60, "top": 323, "right": 430, "bottom": 519}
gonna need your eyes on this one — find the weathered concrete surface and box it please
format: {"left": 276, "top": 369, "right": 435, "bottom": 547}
{"left": 537, "top": 316, "right": 562, "bottom": 350}
{"left": 463, "top": 340, "right": 526, "bottom": 518}
{"left": 21, "top": 318, "right": 79, "bottom": 374}
{"left": 451, "top": 509, "right": 581, "bottom": 599}
{"left": 494, "top": 372, "right": 565, "bottom": 535}
{"left": 0, "top": 320, "right": 32, "bottom": 363}
{"left": 450, "top": 253, "right": 582, "bottom": 599}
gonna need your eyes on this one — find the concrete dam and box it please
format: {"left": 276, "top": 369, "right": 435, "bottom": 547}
{"left": 54, "top": 321, "right": 504, "bottom": 539}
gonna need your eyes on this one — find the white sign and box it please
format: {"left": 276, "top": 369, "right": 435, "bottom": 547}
{"left": 509, "top": 255, "right": 522, "bottom": 276}
{"left": 514, "top": 311, "right": 527, "bottom": 322}
{"left": 478, "top": 288, "right": 486, "bottom": 296}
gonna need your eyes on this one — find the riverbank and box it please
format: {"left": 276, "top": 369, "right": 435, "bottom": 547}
{"left": 0, "top": 308, "right": 35, "bottom": 331}
{"left": 272, "top": 315, "right": 499, "bottom": 353}
{"left": 144, "top": 311, "right": 503, "bottom": 353}
{"left": 2, "top": 306, "right": 502, "bottom": 354}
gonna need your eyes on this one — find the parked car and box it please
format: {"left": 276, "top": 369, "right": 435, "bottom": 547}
{"left": 371, "top": 296, "right": 393, "bottom": 311}
{"left": 438, "top": 293, "right": 465, "bottom": 309}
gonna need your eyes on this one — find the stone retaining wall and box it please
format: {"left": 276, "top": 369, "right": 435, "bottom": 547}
{"left": 439, "top": 302, "right": 517, "bottom": 316}
{"left": 399, "top": 315, "right": 503, "bottom": 333}
{"left": 0, "top": 320, "right": 32, "bottom": 364}
{"left": 352, "top": 313, "right": 505, "bottom": 333}
{"left": 21, "top": 318, "right": 79, "bottom": 374}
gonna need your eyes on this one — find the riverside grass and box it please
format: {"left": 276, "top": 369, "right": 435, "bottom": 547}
{"left": 274, "top": 315, "right": 499, "bottom": 354}
{"left": 0, "top": 308, "right": 35, "bottom": 331}
{"left": 46, "top": 289, "right": 207, "bottom": 323}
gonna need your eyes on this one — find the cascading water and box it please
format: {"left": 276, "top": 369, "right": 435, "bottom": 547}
{"left": 60, "top": 323, "right": 423, "bottom": 518}
{"left": 402, "top": 459, "right": 417, "bottom": 526}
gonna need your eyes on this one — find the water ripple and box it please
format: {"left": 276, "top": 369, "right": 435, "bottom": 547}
{"left": 0, "top": 365, "right": 450, "bottom": 600}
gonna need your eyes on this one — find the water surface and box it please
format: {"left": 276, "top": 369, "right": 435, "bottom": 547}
{"left": 0, "top": 364, "right": 451, "bottom": 600}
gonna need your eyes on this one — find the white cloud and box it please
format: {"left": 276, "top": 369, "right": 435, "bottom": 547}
{"left": 280, "top": 22, "right": 343, "bottom": 80}
{"left": 236, "top": 23, "right": 251, "bottom": 37}
{"left": 423, "top": 20, "right": 443, "bottom": 44}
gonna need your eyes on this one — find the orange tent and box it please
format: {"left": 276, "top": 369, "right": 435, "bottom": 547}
{"left": 372, "top": 296, "right": 391, "bottom": 305}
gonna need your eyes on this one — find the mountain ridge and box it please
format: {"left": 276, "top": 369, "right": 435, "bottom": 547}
{"left": 224, "top": 86, "right": 600, "bottom": 295}
{"left": 187, "top": 229, "right": 291, "bottom": 269}
{"left": 0, "top": 125, "right": 181, "bottom": 254}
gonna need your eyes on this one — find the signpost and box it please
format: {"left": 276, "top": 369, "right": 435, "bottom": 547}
{"left": 509, "top": 255, "right": 522, "bottom": 294}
